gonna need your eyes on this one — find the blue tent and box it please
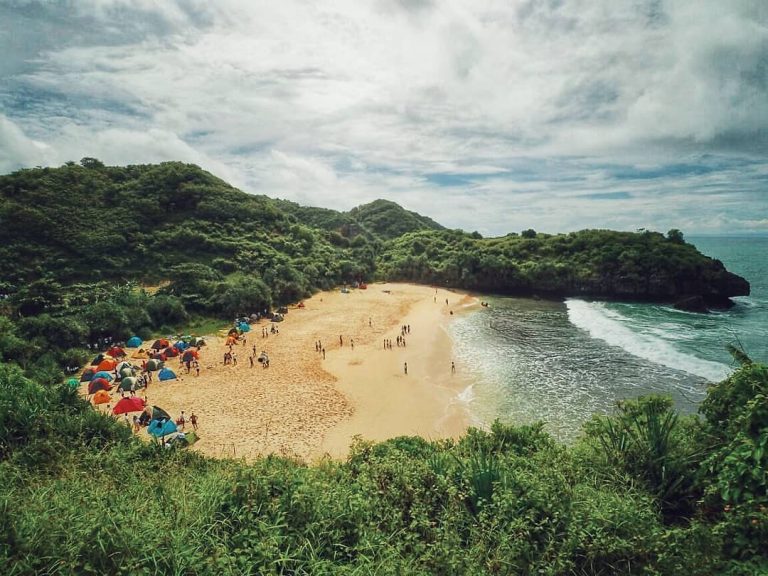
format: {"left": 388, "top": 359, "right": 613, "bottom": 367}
{"left": 126, "top": 336, "right": 142, "bottom": 348}
{"left": 173, "top": 341, "right": 189, "bottom": 351}
{"left": 93, "top": 371, "right": 114, "bottom": 381}
{"left": 238, "top": 322, "right": 251, "bottom": 333}
{"left": 158, "top": 368, "right": 177, "bottom": 381}
{"left": 147, "top": 419, "right": 177, "bottom": 437}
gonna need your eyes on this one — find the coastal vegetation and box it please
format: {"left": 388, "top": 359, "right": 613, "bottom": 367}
{"left": 1, "top": 159, "right": 764, "bottom": 573}
{"left": 1, "top": 360, "right": 767, "bottom": 574}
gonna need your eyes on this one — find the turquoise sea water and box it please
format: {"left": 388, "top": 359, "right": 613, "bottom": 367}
{"left": 450, "top": 236, "right": 768, "bottom": 441}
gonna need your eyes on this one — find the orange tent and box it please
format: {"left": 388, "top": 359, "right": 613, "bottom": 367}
{"left": 92, "top": 390, "right": 111, "bottom": 405}
{"left": 97, "top": 358, "right": 117, "bottom": 372}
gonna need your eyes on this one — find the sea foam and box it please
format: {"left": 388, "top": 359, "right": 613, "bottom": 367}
{"left": 565, "top": 299, "right": 731, "bottom": 382}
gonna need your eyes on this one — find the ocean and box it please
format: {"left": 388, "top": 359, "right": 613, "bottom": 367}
{"left": 450, "top": 236, "right": 768, "bottom": 441}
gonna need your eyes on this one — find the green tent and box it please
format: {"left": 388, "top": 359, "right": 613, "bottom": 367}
{"left": 66, "top": 378, "right": 79, "bottom": 389}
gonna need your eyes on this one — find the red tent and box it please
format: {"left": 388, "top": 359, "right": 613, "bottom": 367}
{"left": 182, "top": 349, "right": 199, "bottom": 362}
{"left": 113, "top": 397, "right": 146, "bottom": 415}
{"left": 151, "top": 338, "right": 170, "bottom": 350}
{"left": 164, "top": 346, "right": 179, "bottom": 358}
{"left": 107, "top": 346, "right": 126, "bottom": 358}
{"left": 88, "top": 378, "right": 112, "bottom": 394}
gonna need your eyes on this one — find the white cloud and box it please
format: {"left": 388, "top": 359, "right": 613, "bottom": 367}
{"left": 1, "top": 0, "right": 766, "bottom": 235}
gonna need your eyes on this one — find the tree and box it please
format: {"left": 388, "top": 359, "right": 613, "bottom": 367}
{"left": 667, "top": 229, "right": 685, "bottom": 244}
{"left": 521, "top": 229, "right": 537, "bottom": 239}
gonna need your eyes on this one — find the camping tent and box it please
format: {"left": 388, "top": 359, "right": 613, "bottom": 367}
{"left": 119, "top": 368, "right": 134, "bottom": 380}
{"left": 146, "top": 359, "right": 163, "bottom": 371}
{"left": 126, "top": 336, "right": 142, "bottom": 348}
{"left": 158, "top": 368, "right": 177, "bottom": 381}
{"left": 151, "top": 338, "right": 170, "bottom": 350}
{"left": 116, "top": 361, "right": 132, "bottom": 373}
{"left": 150, "top": 406, "right": 171, "bottom": 421}
{"left": 173, "top": 340, "right": 189, "bottom": 351}
{"left": 66, "top": 378, "right": 79, "bottom": 389}
{"left": 88, "top": 378, "right": 112, "bottom": 394}
{"left": 97, "top": 358, "right": 117, "bottom": 372}
{"left": 238, "top": 322, "right": 251, "bottom": 333}
{"left": 190, "top": 337, "right": 205, "bottom": 347}
{"left": 148, "top": 419, "right": 177, "bottom": 437}
{"left": 93, "top": 371, "right": 114, "bottom": 381}
{"left": 163, "top": 346, "right": 179, "bottom": 358}
{"left": 118, "top": 377, "right": 139, "bottom": 392}
{"left": 90, "top": 353, "right": 106, "bottom": 366}
{"left": 181, "top": 349, "right": 199, "bottom": 363}
{"left": 113, "top": 397, "right": 146, "bottom": 415}
{"left": 80, "top": 368, "right": 97, "bottom": 382}
{"left": 107, "top": 346, "right": 125, "bottom": 358}
{"left": 92, "top": 390, "right": 111, "bottom": 405}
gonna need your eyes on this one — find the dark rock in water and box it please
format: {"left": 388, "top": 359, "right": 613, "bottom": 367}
{"left": 674, "top": 295, "right": 709, "bottom": 313}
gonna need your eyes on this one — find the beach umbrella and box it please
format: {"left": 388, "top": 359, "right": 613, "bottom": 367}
{"left": 88, "top": 378, "right": 112, "bottom": 394}
{"left": 92, "top": 390, "right": 111, "bottom": 405}
{"left": 66, "top": 378, "right": 79, "bottom": 389}
{"left": 80, "top": 368, "right": 97, "bottom": 382}
{"left": 93, "top": 371, "right": 114, "bottom": 381}
{"left": 113, "top": 397, "right": 146, "bottom": 415}
{"left": 126, "top": 336, "right": 142, "bottom": 348}
{"left": 118, "top": 376, "right": 139, "bottom": 391}
{"left": 147, "top": 419, "right": 177, "bottom": 437}
{"left": 158, "top": 368, "right": 177, "bottom": 381}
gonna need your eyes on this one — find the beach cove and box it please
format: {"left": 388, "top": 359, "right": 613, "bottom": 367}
{"left": 94, "top": 283, "right": 478, "bottom": 461}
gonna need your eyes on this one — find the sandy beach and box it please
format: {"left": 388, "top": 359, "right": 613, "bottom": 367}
{"left": 85, "top": 283, "right": 478, "bottom": 461}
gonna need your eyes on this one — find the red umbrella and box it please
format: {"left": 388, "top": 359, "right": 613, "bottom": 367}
{"left": 112, "top": 397, "right": 146, "bottom": 415}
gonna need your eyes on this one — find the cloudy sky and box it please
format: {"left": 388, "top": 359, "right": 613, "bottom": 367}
{"left": 1, "top": 0, "right": 766, "bottom": 236}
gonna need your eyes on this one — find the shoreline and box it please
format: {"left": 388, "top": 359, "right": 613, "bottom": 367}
{"left": 82, "top": 283, "right": 479, "bottom": 462}
{"left": 317, "top": 286, "right": 478, "bottom": 459}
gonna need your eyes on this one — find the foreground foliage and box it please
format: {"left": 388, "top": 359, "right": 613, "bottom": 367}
{"left": 1, "top": 362, "right": 767, "bottom": 575}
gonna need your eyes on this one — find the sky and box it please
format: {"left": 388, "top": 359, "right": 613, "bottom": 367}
{"left": 1, "top": 0, "right": 767, "bottom": 236}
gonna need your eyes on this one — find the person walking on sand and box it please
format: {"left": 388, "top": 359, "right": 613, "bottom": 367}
{"left": 404, "top": 362, "right": 408, "bottom": 375}
{"left": 249, "top": 355, "right": 254, "bottom": 368}
{"left": 339, "top": 335, "right": 343, "bottom": 346}
{"left": 190, "top": 412, "right": 198, "bottom": 431}
{"left": 351, "top": 339, "right": 354, "bottom": 350}
{"left": 322, "top": 347, "right": 326, "bottom": 359}
{"left": 451, "top": 361, "right": 456, "bottom": 374}
{"left": 232, "top": 352, "right": 237, "bottom": 366}
{"left": 177, "top": 411, "right": 186, "bottom": 431}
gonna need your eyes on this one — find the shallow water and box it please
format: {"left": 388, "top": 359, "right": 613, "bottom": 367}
{"left": 449, "top": 236, "right": 767, "bottom": 441}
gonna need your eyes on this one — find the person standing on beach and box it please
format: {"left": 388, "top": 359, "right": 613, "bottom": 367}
{"left": 404, "top": 362, "right": 408, "bottom": 375}
{"left": 451, "top": 361, "right": 456, "bottom": 374}
{"left": 249, "top": 356, "right": 254, "bottom": 368}
{"left": 339, "top": 335, "right": 343, "bottom": 346}
{"left": 190, "top": 412, "right": 198, "bottom": 431}
{"left": 351, "top": 339, "right": 354, "bottom": 350}
{"left": 322, "top": 347, "right": 326, "bottom": 359}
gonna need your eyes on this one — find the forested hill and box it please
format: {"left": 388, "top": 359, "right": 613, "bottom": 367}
{"left": 272, "top": 197, "right": 444, "bottom": 240}
{"left": 0, "top": 159, "right": 749, "bottom": 312}
{"left": 0, "top": 160, "right": 377, "bottom": 311}
{"left": 377, "top": 228, "right": 750, "bottom": 306}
